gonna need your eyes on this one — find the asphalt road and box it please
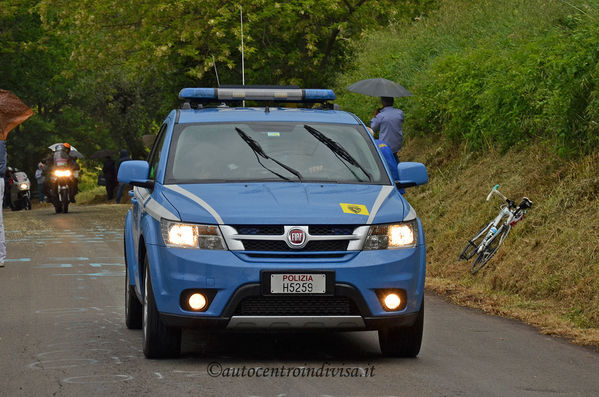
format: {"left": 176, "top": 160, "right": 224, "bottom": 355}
{"left": 2, "top": 205, "right": 599, "bottom": 397}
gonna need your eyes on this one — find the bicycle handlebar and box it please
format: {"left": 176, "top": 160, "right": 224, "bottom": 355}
{"left": 486, "top": 184, "right": 532, "bottom": 211}
{"left": 486, "top": 184, "right": 507, "bottom": 202}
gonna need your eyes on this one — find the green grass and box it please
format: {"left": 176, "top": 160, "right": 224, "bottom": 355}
{"left": 400, "top": 136, "right": 599, "bottom": 346}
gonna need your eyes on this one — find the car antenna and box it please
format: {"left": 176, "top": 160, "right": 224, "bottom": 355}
{"left": 212, "top": 55, "right": 220, "bottom": 87}
{"left": 240, "top": 5, "right": 246, "bottom": 107}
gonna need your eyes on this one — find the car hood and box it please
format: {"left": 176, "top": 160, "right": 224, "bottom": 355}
{"left": 161, "top": 183, "right": 410, "bottom": 225}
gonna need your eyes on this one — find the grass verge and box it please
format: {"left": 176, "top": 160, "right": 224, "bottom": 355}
{"left": 401, "top": 136, "right": 599, "bottom": 348}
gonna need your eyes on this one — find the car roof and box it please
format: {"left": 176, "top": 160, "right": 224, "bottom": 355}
{"left": 176, "top": 107, "right": 361, "bottom": 125}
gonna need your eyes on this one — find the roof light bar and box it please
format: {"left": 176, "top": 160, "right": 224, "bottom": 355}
{"left": 178, "top": 87, "right": 336, "bottom": 103}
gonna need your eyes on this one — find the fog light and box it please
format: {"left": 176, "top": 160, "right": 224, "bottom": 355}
{"left": 383, "top": 293, "right": 401, "bottom": 311}
{"left": 188, "top": 293, "right": 207, "bottom": 311}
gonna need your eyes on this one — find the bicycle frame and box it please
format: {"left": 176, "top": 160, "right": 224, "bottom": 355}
{"left": 459, "top": 184, "right": 533, "bottom": 274}
{"left": 476, "top": 205, "right": 513, "bottom": 254}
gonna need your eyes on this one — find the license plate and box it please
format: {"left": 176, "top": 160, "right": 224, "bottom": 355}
{"left": 270, "top": 273, "right": 326, "bottom": 294}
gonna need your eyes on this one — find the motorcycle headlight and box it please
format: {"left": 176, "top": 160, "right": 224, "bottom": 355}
{"left": 160, "top": 220, "right": 226, "bottom": 250}
{"left": 54, "top": 170, "right": 72, "bottom": 177}
{"left": 19, "top": 183, "right": 28, "bottom": 190}
{"left": 363, "top": 220, "right": 418, "bottom": 250}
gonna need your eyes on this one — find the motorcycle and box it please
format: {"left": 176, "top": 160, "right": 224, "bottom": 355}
{"left": 48, "top": 149, "right": 77, "bottom": 214}
{"left": 9, "top": 170, "right": 32, "bottom": 211}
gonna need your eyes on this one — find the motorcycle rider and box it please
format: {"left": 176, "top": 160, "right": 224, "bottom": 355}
{"left": 44, "top": 143, "right": 80, "bottom": 203}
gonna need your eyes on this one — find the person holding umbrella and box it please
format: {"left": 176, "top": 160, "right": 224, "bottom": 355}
{"left": 347, "top": 78, "right": 412, "bottom": 162}
{"left": 371, "top": 96, "right": 404, "bottom": 162}
{"left": 0, "top": 89, "right": 34, "bottom": 267}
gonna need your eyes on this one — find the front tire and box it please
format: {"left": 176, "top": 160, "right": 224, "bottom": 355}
{"left": 378, "top": 300, "right": 424, "bottom": 358}
{"left": 458, "top": 223, "right": 490, "bottom": 261}
{"left": 142, "top": 257, "right": 181, "bottom": 358}
{"left": 60, "top": 189, "right": 69, "bottom": 213}
{"left": 125, "top": 249, "right": 142, "bottom": 329}
{"left": 470, "top": 226, "right": 510, "bottom": 274}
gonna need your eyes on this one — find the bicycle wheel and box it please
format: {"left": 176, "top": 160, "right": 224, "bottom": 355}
{"left": 458, "top": 223, "right": 491, "bottom": 261}
{"left": 470, "top": 225, "right": 510, "bottom": 274}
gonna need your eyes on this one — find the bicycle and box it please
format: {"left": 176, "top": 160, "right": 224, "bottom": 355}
{"left": 458, "top": 184, "right": 533, "bottom": 274}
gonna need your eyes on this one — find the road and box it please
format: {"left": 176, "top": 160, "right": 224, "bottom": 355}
{"left": 1, "top": 204, "right": 599, "bottom": 397}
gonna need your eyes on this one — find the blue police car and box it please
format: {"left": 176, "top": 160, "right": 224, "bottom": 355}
{"left": 118, "top": 87, "right": 428, "bottom": 358}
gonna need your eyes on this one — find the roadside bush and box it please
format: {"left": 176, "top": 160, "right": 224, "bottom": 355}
{"left": 336, "top": 0, "right": 599, "bottom": 156}
{"left": 77, "top": 162, "right": 102, "bottom": 192}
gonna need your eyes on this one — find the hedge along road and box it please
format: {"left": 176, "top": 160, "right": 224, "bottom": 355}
{"left": 2, "top": 204, "right": 599, "bottom": 397}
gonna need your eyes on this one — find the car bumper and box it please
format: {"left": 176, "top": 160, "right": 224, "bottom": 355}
{"left": 159, "top": 283, "right": 420, "bottom": 330}
{"left": 144, "top": 242, "right": 426, "bottom": 331}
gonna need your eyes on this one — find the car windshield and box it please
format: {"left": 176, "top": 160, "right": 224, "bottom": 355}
{"left": 165, "top": 122, "right": 389, "bottom": 184}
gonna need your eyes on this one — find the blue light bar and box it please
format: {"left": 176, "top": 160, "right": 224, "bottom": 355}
{"left": 178, "top": 87, "right": 336, "bottom": 103}
{"left": 304, "top": 89, "right": 336, "bottom": 101}
{"left": 178, "top": 88, "right": 216, "bottom": 100}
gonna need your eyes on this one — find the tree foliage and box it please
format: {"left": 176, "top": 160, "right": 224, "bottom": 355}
{"left": 38, "top": 0, "right": 414, "bottom": 86}
{"left": 2, "top": 0, "right": 435, "bottom": 179}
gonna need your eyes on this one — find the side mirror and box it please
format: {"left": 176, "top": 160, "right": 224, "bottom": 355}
{"left": 396, "top": 162, "right": 428, "bottom": 189}
{"left": 117, "top": 160, "right": 155, "bottom": 189}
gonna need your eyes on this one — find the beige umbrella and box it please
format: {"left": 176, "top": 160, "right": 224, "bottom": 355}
{"left": 0, "top": 89, "right": 34, "bottom": 140}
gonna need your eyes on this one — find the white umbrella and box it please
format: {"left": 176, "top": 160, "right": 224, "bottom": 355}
{"left": 48, "top": 143, "right": 84, "bottom": 158}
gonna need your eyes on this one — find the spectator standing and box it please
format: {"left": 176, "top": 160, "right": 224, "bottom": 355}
{"left": 102, "top": 155, "right": 117, "bottom": 200}
{"left": 0, "top": 140, "right": 6, "bottom": 267}
{"left": 35, "top": 161, "right": 45, "bottom": 203}
{"left": 115, "top": 149, "right": 131, "bottom": 203}
{"left": 3, "top": 166, "right": 13, "bottom": 209}
{"left": 370, "top": 96, "right": 404, "bottom": 162}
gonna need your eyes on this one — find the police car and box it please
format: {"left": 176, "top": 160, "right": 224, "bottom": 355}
{"left": 118, "top": 87, "right": 428, "bottom": 358}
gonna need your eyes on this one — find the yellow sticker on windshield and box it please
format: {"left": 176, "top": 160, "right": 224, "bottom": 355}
{"left": 340, "top": 203, "right": 369, "bottom": 216}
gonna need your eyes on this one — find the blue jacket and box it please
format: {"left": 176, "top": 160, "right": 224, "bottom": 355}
{"left": 370, "top": 106, "right": 404, "bottom": 153}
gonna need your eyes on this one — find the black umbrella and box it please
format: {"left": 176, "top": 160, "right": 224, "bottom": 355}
{"left": 90, "top": 149, "right": 115, "bottom": 160}
{"left": 347, "top": 78, "right": 412, "bottom": 98}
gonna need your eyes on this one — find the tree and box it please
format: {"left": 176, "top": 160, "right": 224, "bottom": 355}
{"left": 38, "top": 0, "right": 413, "bottom": 87}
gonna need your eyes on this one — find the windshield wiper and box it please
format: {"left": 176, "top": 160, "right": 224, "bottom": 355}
{"left": 235, "top": 127, "right": 303, "bottom": 182}
{"left": 303, "top": 124, "right": 373, "bottom": 182}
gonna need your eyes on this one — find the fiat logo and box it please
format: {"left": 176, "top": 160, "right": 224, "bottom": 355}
{"left": 287, "top": 228, "right": 306, "bottom": 247}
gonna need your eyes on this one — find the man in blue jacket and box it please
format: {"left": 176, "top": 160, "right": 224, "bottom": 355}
{"left": 370, "top": 96, "right": 404, "bottom": 162}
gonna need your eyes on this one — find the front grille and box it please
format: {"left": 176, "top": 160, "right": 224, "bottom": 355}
{"left": 244, "top": 253, "right": 346, "bottom": 259}
{"left": 233, "top": 225, "right": 356, "bottom": 236}
{"left": 233, "top": 225, "right": 284, "bottom": 235}
{"left": 241, "top": 240, "right": 349, "bottom": 251}
{"left": 234, "top": 296, "right": 359, "bottom": 316}
{"left": 309, "top": 225, "right": 356, "bottom": 235}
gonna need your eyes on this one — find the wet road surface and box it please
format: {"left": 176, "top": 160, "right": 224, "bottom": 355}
{"left": 1, "top": 205, "right": 599, "bottom": 396}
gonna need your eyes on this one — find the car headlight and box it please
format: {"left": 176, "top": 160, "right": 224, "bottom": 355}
{"left": 53, "top": 170, "right": 72, "bottom": 177}
{"left": 160, "top": 220, "right": 226, "bottom": 250}
{"left": 363, "top": 220, "right": 417, "bottom": 250}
